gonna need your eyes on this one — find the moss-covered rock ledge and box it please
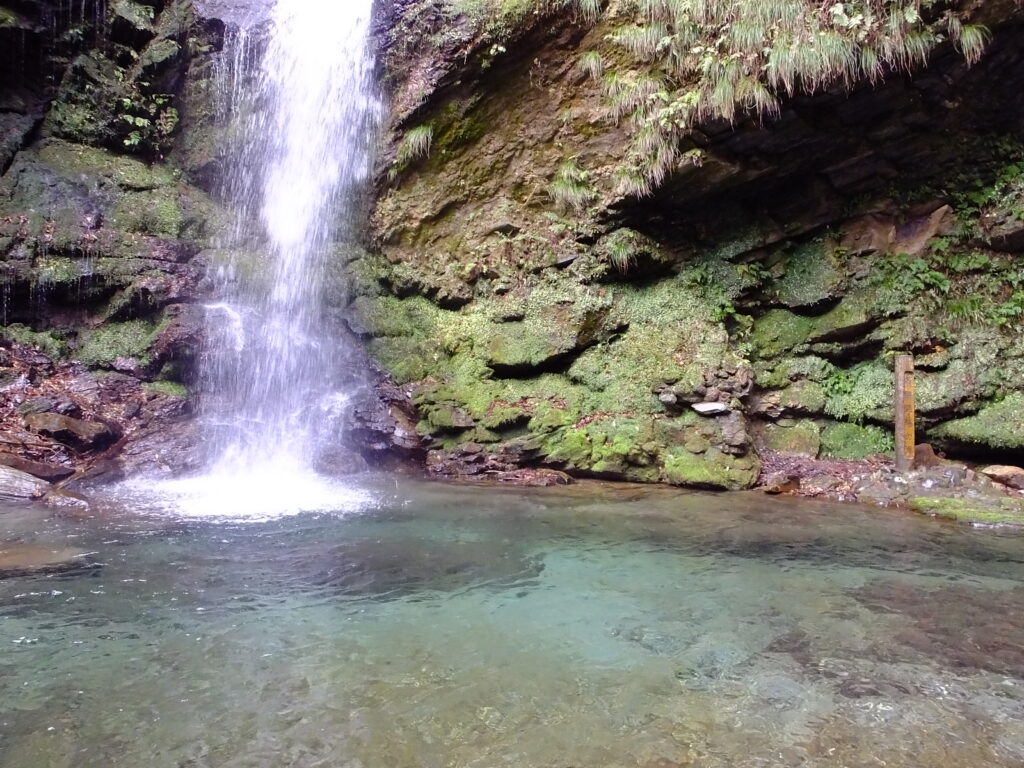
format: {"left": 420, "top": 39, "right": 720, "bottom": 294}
{"left": 0, "top": 0, "right": 223, "bottom": 479}
{"left": 353, "top": 0, "right": 1024, "bottom": 489}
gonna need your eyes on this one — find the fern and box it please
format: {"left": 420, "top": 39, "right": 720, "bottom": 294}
{"left": 548, "top": 159, "right": 595, "bottom": 213}
{"left": 568, "top": 0, "right": 993, "bottom": 197}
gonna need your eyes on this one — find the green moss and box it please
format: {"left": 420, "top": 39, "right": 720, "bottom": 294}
{"left": 1, "top": 324, "right": 69, "bottom": 359}
{"left": 776, "top": 380, "right": 828, "bottom": 415}
{"left": 431, "top": 100, "right": 489, "bottom": 156}
{"left": 367, "top": 337, "right": 440, "bottom": 383}
{"left": 820, "top": 422, "right": 894, "bottom": 460}
{"left": 543, "top": 416, "right": 659, "bottom": 479}
{"left": 139, "top": 39, "right": 181, "bottom": 70}
{"left": 144, "top": 380, "right": 189, "bottom": 398}
{"left": 662, "top": 447, "right": 759, "bottom": 491}
{"left": 823, "top": 362, "right": 893, "bottom": 422}
{"left": 757, "top": 355, "right": 835, "bottom": 389}
{"left": 76, "top": 320, "right": 156, "bottom": 366}
{"left": 110, "top": 0, "right": 155, "bottom": 32}
{"left": 0, "top": 7, "right": 24, "bottom": 26}
{"left": 772, "top": 239, "right": 845, "bottom": 308}
{"left": 109, "top": 188, "right": 183, "bottom": 237}
{"left": 38, "top": 140, "right": 176, "bottom": 190}
{"left": 931, "top": 392, "right": 1024, "bottom": 449}
{"left": 750, "top": 310, "right": 813, "bottom": 359}
{"left": 807, "top": 288, "right": 880, "bottom": 343}
{"left": 759, "top": 420, "right": 821, "bottom": 457}
{"left": 528, "top": 400, "right": 573, "bottom": 433}
{"left": 351, "top": 295, "right": 442, "bottom": 339}
{"left": 34, "top": 257, "right": 84, "bottom": 287}
{"left": 567, "top": 278, "right": 728, "bottom": 412}
{"left": 910, "top": 496, "right": 1024, "bottom": 527}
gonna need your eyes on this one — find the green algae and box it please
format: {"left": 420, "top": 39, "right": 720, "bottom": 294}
{"left": 910, "top": 496, "right": 1024, "bottom": 527}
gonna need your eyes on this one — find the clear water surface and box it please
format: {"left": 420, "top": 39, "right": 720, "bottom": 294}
{"left": 2, "top": 479, "right": 1024, "bottom": 767}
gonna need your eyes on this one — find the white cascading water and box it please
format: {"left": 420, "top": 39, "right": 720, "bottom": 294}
{"left": 143, "top": 0, "right": 379, "bottom": 519}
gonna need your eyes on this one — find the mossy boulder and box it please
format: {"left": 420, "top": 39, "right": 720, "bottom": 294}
{"left": 750, "top": 310, "right": 813, "bottom": 359}
{"left": 806, "top": 289, "right": 880, "bottom": 343}
{"left": 770, "top": 239, "right": 847, "bottom": 309}
{"left": 931, "top": 392, "right": 1024, "bottom": 451}
{"left": 485, "top": 301, "right": 611, "bottom": 373}
{"left": 662, "top": 446, "right": 760, "bottom": 491}
{"left": 544, "top": 416, "right": 660, "bottom": 480}
{"left": 750, "top": 380, "right": 827, "bottom": 417}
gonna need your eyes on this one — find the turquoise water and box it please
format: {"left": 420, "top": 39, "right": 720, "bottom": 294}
{"left": 2, "top": 479, "right": 1024, "bottom": 767}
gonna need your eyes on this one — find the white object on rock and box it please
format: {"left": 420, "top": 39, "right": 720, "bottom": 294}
{"left": 692, "top": 402, "right": 729, "bottom": 416}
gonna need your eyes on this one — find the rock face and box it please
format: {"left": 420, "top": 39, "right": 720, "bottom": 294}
{"left": 0, "top": 0, "right": 221, "bottom": 478}
{"left": 4, "top": 0, "right": 1024, "bottom": 491}
{"left": 344, "top": 1, "right": 1024, "bottom": 488}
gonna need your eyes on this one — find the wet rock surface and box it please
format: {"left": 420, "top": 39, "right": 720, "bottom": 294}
{"left": 0, "top": 340, "right": 194, "bottom": 483}
{"left": 24, "top": 412, "right": 118, "bottom": 450}
{"left": 0, "top": 464, "right": 50, "bottom": 501}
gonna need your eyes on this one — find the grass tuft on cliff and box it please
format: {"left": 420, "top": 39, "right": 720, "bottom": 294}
{"left": 573, "top": 0, "right": 993, "bottom": 197}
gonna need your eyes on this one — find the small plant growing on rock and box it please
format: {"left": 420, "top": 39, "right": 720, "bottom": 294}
{"left": 390, "top": 124, "right": 434, "bottom": 180}
{"left": 577, "top": 50, "right": 604, "bottom": 80}
{"left": 548, "top": 159, "right": 595, "bottom": 213}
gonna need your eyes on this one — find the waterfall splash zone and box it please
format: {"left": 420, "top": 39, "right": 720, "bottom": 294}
{"left": 145, "top": 0, "right": 379, "bottom": 518}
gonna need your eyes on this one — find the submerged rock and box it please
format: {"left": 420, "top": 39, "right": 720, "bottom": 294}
{"left": 0, "top": 544, "right": 92, "bottom": 576}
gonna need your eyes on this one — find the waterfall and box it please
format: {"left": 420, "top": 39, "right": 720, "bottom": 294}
{"left": 147, "top": 0, "right": 379, "bottom": 518}
{"left": 206, "top": 0, "right": 377, "bottom": 468}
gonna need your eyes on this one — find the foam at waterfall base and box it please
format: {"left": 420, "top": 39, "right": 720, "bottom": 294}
{"left": 117, "top": 459, "right": 375, "bottom": 522}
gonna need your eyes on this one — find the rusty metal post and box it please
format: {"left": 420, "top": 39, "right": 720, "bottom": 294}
{"left": 895, "top": 354, "right": 915, "bottom": 472}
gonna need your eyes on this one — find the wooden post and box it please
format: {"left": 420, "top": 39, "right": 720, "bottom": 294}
{"left": 895, "top": 354, "right": 915, "bottom": 472}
